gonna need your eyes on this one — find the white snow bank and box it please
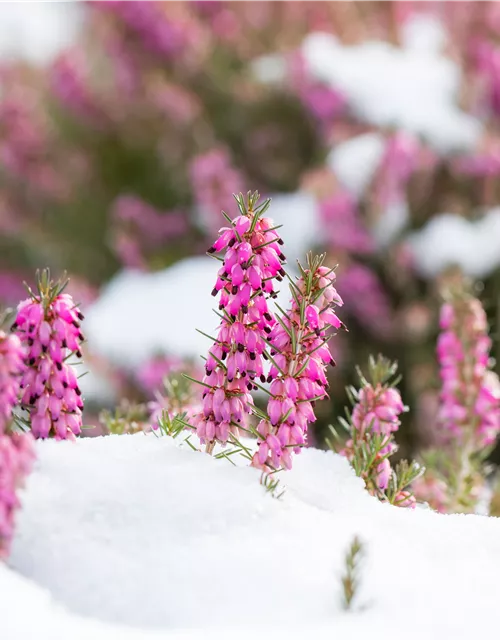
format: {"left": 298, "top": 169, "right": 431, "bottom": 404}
{"left": 408, "top": 208, "right": 500, "bottom": 278}
{"left": 327, "top": 133, "right": 385, "bottom": 197}
{"left": 5, "top": 434, "right": 500, "bottom": 638}
{"left": 301, "top": 32, "right": 481, "bottom": 154}
{"left": 0, "top": 3, "right": 83, "bottom": 64}
{"left": 84, "top": 256, "right": 219, "bottom": 368}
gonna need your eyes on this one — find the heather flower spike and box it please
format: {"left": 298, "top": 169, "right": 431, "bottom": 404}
{"left": 414, "top": 283, "right": 500, "bottom": 513}
{"left": 13, "top": 269, "right": 85, "bottom": 439}
{"left": 0, "top": 430, "right": 35, "bottom": 559}
{"left": 252, "top": 252, "right": 343, "bottom": 471}
{"left": 191, "top": 192, "right": 285, "bottom": 453}
{"left": 333, "top": 355, "right": 422, "bottom": 508}
{"left": 0, "top": 310, "right": 25, "bottom": 434}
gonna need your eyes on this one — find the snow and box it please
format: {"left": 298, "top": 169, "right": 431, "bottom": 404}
{"left": 5, "top": 434, "right": 500, "bottom": 638}
{"left": 84, "top": 256, "right": 220, "bottom": 368}
{"left": 400, "top": 14, "right": 447, "bottom": 53}
{"left": 301, "top": 32, "right": 481, "bottom": 154}
{"left": 327, "top": 133, "right": 385, "bottom": 198}
{"left": 0, "top": 2, "right": 83, "bottom": 64}
{"left": 408, "top": 208, "right": 500, "bottom": 278}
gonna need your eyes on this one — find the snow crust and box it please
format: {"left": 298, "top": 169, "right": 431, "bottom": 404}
{"left": 408, "top": 208, "right": 500, "bottom": 278}
{"left": 5, "top": 434, "right": 500, "bottom": 638}
{"left": 301, "top": 32, "right": 481, "bottom": 154}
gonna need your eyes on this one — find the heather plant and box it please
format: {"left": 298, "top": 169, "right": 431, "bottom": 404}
{"left": 13, "top": 270, "right": 85, "bottom": 440}
{"left": 0, "top": 314, "right": 25, "bottom": 433}
{"left": 188, "top": 192, "right": 342, "bottom": 473}
{"left": 413, "top": 283, "right": 500, "bottom": 513}
{"left": 0, "top": 311, "right": 35, "bottom": 560}
{"left": 340, "top": 536, "right": 365, "bottom": 612}
{"left": 331, "top": 355, "right": 422, "bottom": 508}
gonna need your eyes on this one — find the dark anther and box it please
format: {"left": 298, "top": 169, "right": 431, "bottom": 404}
{"left": 279, "top": 268, "right": 286, "bottom": 276}
{"left": 279, "top": 254, "right": 286, "bottom": 262}
{"left": 237, "top": 343, "right": 244, "bottom": 352}
{"left": 228, "top": 238, "right": 236, "bottom": 248}
{"left": 29, "top": 358, "right": 35, "bottom": 366}
{"left": 262, "top": 352, "right": 268, "bottom": 360}
{"left": 56, "top": 362, "right": 62, "bottom": 371}
{"left": 232, "top": 286, "right": 238, "bottom": 295}
{"left": 241, "top": 305, "right": 248, "bottom": 314}
{"left": 260, "top": 374, "right": 266, "bottom": 383}
{"left": 76, "top": 350, "right": 82, "bottom": 358}
{"left": 250, "top": 352, "right": 256, "bottom": 361}
{"left": 211, "top": 288, "right": 218, "bottom": 297}
{"left": 278, "top": 238, "right": 284, "bottom": 245}
{"left": 207, "top": 246, "right": 216, "bottom": 254}
{"left": 27, "top": 338, "right": 34, "bottom": 346}
{"left": 267, "top": 375, "right": 273, "bottom": 383}
{"left": 62, "top": 382, "right": 68, "bottom": 389}
{"left": 264, "top": 312, "right": 272, "bottom": 322}
{"left": 77, "top": 312, "right": 84, "bottom": 320}
{"left": 264, "top": 326, "right": 272, "bottom": 334}
{"left": 221, "top": 351, "right": 227, "bottom": 360}
{"left": 62, "top": 339, "right": 67, "bottom": 349}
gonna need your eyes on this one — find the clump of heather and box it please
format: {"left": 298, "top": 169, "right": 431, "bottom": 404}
{"left": 13, "top": 271, "right": 85, "bottom": 440}
{"left": 332, "top": 355, "right": 422, "bottom": 508}
{"left": 0, "top": 431, "right": 35, "bottom": 560}
{"left": 0, "top": 328, "right": 25, "bottom": 433}
{"left": 252, "top": 253, "right": 343, "bottom": 471}
{"left": 414, "top": 285, "right": 500, "bottom": 513}
{"left": 191, "top": 192, "right": 285, "bottom": 453}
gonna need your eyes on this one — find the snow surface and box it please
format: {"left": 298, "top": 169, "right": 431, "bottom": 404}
{"left": 408, "top": 208, "right": 500, "bottom": 278}
{"left": 327, "top": 133, "right": 385, "bottom": 198}
{"left": 301, "top": 32, "right": 481, "bottom": 154}
{"left": 5, "top": 434, "right": 500, "bottom": 639}
{"left": 0, "top": 3, "right": 83, "bottom": 64}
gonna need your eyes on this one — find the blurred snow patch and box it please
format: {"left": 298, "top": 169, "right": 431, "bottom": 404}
{"left": 85, "top": 257, "right": 220, "bottom": 368}
{"left": 266, "top": 191, "right": 321, "bottom": 262}
{"left": 373, "top": 201, "right": 410, "bottom": 249}
{"left": 250, "top": 54, "right": 287, "bottom": 84}
{"left": 408, "top": 209, "right": 500, "bottom": 278}
{"left": 301, "top": 32, "right": 481, "bottom": 154}
{"left": 0, "top": 2, "right": 82, "bottom": 64}
{"left": 328, "top": 133, "right": 385, "bottom": 197}
{"left": 401, "top": 14, "right": 446, "bottom": 53}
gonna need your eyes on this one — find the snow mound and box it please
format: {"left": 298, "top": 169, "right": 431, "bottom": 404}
{"left": 301, "top": 32, "right": 481, "bottom": 154}
{"left": 5, "top": 434, "right": 500, "bottom": 638}
{"left": 84, "top": 256, "right": 220, "bottom": 368}
{"left": 327, "top": 133, "right": 385, "bottom": 197}
{"left": 408, "top": 208, "right": 500, "bottom": 278}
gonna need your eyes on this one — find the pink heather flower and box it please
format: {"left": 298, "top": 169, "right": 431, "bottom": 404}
{"left": 319, "top": 192, "right": 374, "bottom": 255}
{"left": 394, "top": 490, "right": 416, "bottom": 509}
{"left": 14, "top": 281, "right": 85, "bottom": 440}
{"left": 95, "top": 1, "right": 202, "bottom": 60}
{"left": 110, "top": 195, "right": 188, "bottom": 267}
{"left": 252, "top": 257, "right": 343, "bottom": 471}
{"left": 0, "top": 431, "right": 35, "bottom": 560}
{"left": 412, "top": 473, "right": 449, "bottom": 514}
{"left": 50, "top": 49, "right": 104, "bottom": 126}
{"left": 340, "top": 356, "right": 414, "bottom": 506}
{"left": 338, "top": 263, "right": 393, "bottom": 339}
{"left": 136, "top": 354, "right": 184, "bottom": 394}
{"left": 437, "top": 293, "right": 500, "bottom": 449}
{"left": 372, "top": 132, "right": 419, "bottom": 208}
{"left": 189, "top": 148, "right": 244, "bottom": 234}
{"left": 0, "top": 331, "right": 25, "bottom": 433}
{"left": 192, "top": 194, "right": 285, "bottom": 450}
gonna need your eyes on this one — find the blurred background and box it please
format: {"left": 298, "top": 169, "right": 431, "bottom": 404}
{"left": 1, "top": 1, "right": 500, "bottom": 459}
